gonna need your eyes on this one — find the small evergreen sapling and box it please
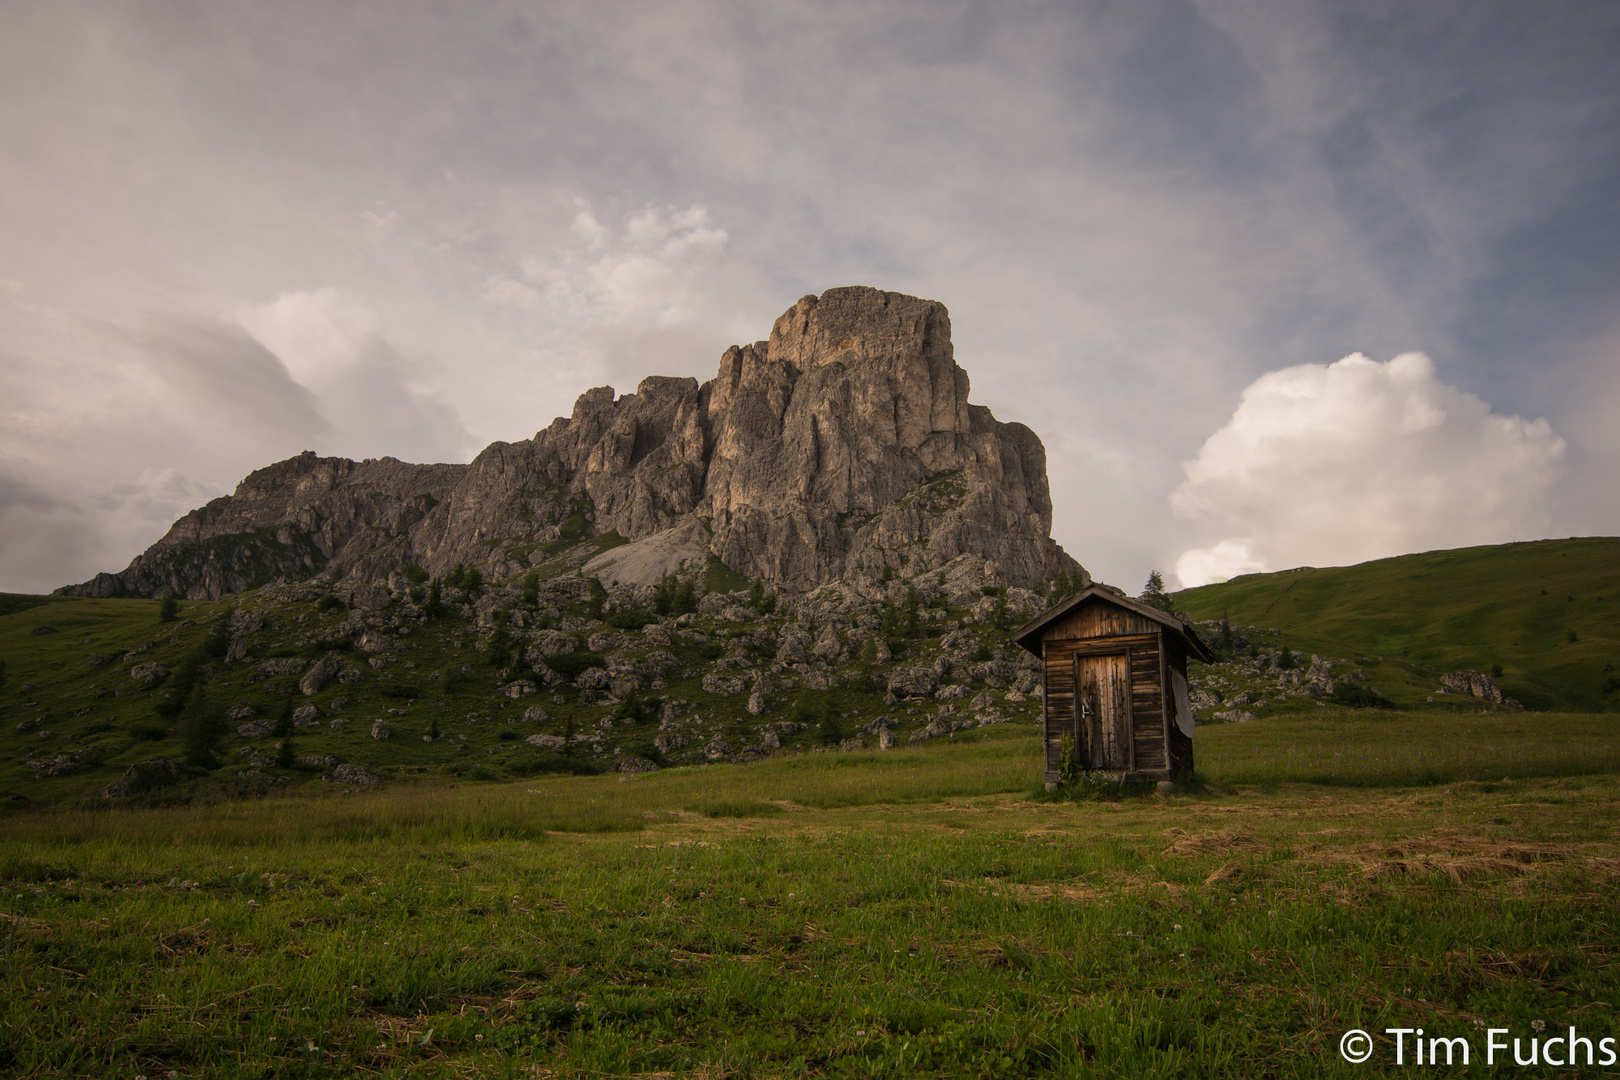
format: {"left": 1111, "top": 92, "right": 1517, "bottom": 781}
{"left": 1140, "top": 571, "right": 1175, "bottom": 614}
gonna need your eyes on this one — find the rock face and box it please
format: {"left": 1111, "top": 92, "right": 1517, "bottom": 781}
{"left": 58, "top": 287, "right": 1084, "bottom": 599}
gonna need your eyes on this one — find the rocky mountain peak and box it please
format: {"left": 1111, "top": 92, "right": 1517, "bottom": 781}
{"left": 60, "top": 287, "right": 1085, "bottom": 601}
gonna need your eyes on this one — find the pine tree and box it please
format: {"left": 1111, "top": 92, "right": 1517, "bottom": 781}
{"left": 1140, "top": 571, "right": 1175, "bottom": 614}
{"left": 180, "top": 683, "right": 225, "bottom": 770}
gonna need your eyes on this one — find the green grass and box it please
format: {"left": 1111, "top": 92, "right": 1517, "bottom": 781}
{"left": 1176, "top": 537, "right": 1620, "bottom": 711}
{"left": 3, "top": 720, "right": 1619, "bottom": 1077}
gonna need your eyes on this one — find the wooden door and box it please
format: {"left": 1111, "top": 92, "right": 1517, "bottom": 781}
{"left": 1074, "top": 652, "right": 1133, "bottom": 771}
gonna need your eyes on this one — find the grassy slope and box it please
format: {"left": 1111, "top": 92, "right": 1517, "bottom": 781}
{"left": 2, "top": 727, "right": 1617, "bottom": 1077}
{"left": 1174, "top": 537, "right": 1620, "bottom": 712}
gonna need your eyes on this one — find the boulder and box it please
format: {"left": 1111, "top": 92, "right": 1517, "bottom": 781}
{"left": 101, "top": 756, "right": 181, "bottom": 798}
{"left": 327, "top": 763, "right": 380, "bottom": 785}
{"left": 299, "top": 654, "right": 343, "bottom": 696}
{"left": 525, "top": 733, "right": 568, "bottom": 749}
{"left": 129, "top": 662, "right": 168, "bottom": 689}
{"left": 887, "top": 666, "right": 939, "bottom": 699}
{"left": 370, "top": 720, "right": 392, "bottom": 740}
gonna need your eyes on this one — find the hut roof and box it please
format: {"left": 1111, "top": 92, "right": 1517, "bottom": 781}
{"left": 1012, "top": 585, "right": 1216, "bottom": 664}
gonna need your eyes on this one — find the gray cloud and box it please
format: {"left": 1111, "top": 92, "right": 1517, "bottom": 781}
{"left": 1, "top": 0, "right": 1616, "bottom": 592}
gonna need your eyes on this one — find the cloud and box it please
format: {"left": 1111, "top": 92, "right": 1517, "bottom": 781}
{"left": 235, "top": 289, "right": 475, "bottom": 463}
{"left": 1170, "top": 352, "right": 1566, "bottom": 586}
{"left": 481, "top": 203, "right": 732, "bottom": 329}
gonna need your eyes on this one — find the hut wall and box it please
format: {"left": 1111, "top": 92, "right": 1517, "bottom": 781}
{"left": 1042, "top": 620, "right": 1167, "bottom": 776}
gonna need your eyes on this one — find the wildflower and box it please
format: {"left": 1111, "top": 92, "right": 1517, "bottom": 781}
{"left": 1532, "top": 1019, "right": 1547, "bottom": 1033}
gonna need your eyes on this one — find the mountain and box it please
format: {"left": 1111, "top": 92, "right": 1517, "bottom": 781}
{"left": 58, "top": 287, "right": 1084, "bottom": 602}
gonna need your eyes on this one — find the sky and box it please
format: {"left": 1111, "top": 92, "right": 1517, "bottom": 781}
{"left": 2, "top": 0, "right": 1617, "bottom": 595}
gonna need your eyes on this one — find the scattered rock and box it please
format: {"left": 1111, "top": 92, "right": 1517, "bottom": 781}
{"left": 1440, "top": 671, "right": 1506, "bottom": 704}
{"left": 521, "top": 706, "right": 551, "bottom": 724}
{"left": 258, "top": 658, "right": 305, "bottom": 676}
{"left": 292, "top": 704, "right": 321, "bottom": 728}
{"left": 525, "top": 733, "right": 568, "bottom": 749}
{"left": 701, "top": 673, "right": 747, "bottom": 695}
{"left": 236, "top": 720, "right": 273, "bottom": 738}
{"left": 26, "top": 752, "right": 82, "bottom": 777}
{"left": 370, "top": 720, "right": 392, "bottom": 741}
{"left": 225, "top": 703, "right": 258, "bottom": 721}
{"left": 30, "top": 625, "right": 58, "bottom": 635}
{"left": 501, "top": 680, "right": 539, "bottom": 698}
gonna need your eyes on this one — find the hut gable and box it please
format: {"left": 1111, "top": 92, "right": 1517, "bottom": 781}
{"left": 1014, "top": 586, "right": 1212, "bottom": 786}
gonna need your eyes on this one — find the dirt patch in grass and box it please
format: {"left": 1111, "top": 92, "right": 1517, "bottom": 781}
{"left": 1300, "top": 829, "right": 1617, "bottom": 885}
{"left": 1160, "top": 826, "right": 1266, "bottom": 856}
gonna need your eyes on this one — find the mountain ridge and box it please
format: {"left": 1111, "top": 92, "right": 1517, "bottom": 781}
{"left": 59, "top": 287, "right": 1084, "bottom": 602}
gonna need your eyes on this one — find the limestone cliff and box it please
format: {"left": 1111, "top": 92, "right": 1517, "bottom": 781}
{"left": 59, "top": 287, "right": 1084, "bottom": 600}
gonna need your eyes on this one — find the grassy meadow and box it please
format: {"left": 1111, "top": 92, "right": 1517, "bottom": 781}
{"left": 4, "top": 714, "right": 1619, "bottom": 1078}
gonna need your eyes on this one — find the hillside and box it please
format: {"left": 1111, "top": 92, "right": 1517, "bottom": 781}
{"left": 1174, "top": 537, "right": 1620, "bottom": 712}
{"left": 2, "top": 563, "right": 1051, "bottom": 806}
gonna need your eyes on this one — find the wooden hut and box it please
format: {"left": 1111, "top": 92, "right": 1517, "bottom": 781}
{"left": 1013, "top": 585, "right": 1214, "bottom": 787}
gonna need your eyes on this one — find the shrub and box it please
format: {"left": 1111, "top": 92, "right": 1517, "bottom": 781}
{"left": 158, "top": 596, "right": 180, "bottom": 623}
{"left": 376, "top": 682, "right": 422, "bottom": 700}
{"left": 1327, "top": 683, "right": 1395, "bottom": 710}
{"left": 403, "top": 564, "right": 430, "bottom": 585}
{"left": 543, "top": 650, "right": 605, "bottom": 680}
{"left": 316, "top": 594, "right": 344, "bottom": 613}
{"left": 440, "top": 666, "right": 471, "bottom": 694}
{"left": 587, "top": 577, "right": 607, "bottom": 619}
{"left": 520, "top": 571, "right": 540, "bottom": 607}
{"left": 606, "top": 609, "right": 653, "bottom": 631}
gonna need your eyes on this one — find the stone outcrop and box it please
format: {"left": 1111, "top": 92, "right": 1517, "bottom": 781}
{"left": 59, "top": 287, "right": 1084, "bottom": 599}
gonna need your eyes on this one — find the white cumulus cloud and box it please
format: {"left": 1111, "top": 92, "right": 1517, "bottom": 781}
{"left": 1170, "top": 352, "right": 1566, "bottom": 586}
